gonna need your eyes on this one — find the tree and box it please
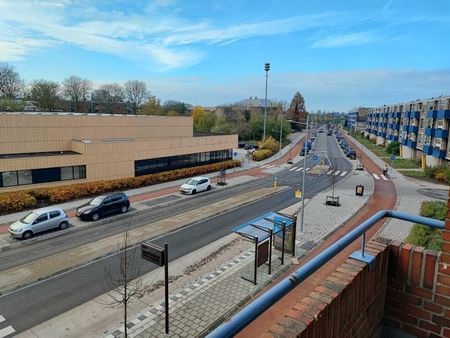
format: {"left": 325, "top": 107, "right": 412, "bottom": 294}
{"left": 102, "top": 229, "right": 145, "bottom": 338}
{"left": 287, "top": 92, "right": 308, "bottom": 131}
{"left": 212, "top": 116, "right": 233, "bottom": 134}
{"left": 62, "top": 76, "right": 92, "bottom": 112}
{"left": 94, "top": 83, "right": 124, "bottom": 113}
{"left": 139, "top": 95, "right": 162, "bottom": 115}
{"left": 166, "top": 110, "right": 179, "bottom": 116}
{"left": 162, "top": 100, "right": 190, "bottom": 116}
{"left": 0, "top": 63, "right": 24, "bottom": 99}
{"left": 124, "top": 80, "right": 147, "bottom": 114}
{"left": 0, "top": 98, "right": 25, "bottom": 112}
{"left": 192, "top": 106, "right": 204, "bottom": 127}
{"left": 30, "top": 80, "right": 60, "bottom": 112}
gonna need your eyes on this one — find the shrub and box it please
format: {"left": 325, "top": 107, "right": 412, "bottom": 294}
{"left": 0, "top": 160, "right": 240, "bottom": 215}
{"left": 386, "top": 141, "right": 400, "bottom": 155}
{"left": 258, "top": 136, "right": 279, "bottom": 153}
{"left": 406, "top": 200, "right": 444, "bottom": 250}
{"left": 252, "top": 149, "right": 273, "bottom": 161}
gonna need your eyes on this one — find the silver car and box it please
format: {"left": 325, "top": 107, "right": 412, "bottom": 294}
{"left": 9, "top": 207, "right": 69, "bottom": 239}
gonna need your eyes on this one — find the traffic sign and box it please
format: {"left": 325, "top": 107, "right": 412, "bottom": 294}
{"left": 233, "top": 151, "right": 238, "bottom": 157}
{"left": 312, "top": 154, "right": 318, "bottom": 161}
{"left": 295, "top": 190, "right": 302, "bottom": 199}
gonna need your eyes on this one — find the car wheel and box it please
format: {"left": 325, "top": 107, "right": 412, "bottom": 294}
{"left": 59, "top": 221, "right": 69, "bottom": 230}
{"left": 91, "top": 213, "right": 100, "bottom": 221}
{"left": 121, "top": 206, "right": 128, "bottom": 213}
{"left": 22, "top": 231, "right": 33, "bottom": 240}
{"left": 191, "top": 189, "right": 196, "bottom": 195}
{"left": 207, "top": 185, "right": 211, "bottom": 191}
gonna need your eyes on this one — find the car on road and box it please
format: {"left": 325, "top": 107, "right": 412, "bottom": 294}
{"left": 9, "top": 207, "right": 69, "bottom": 239}
{"left": 76, "top": 192, "right": 130, "bottom": 221}
{"left": 180, "top": 176, "right": 212, "bottom": 195}
{"left": 347, "top": 149, "right": 356, "bottom": 159}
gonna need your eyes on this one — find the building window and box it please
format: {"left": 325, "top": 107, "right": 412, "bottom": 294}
{"left": 0, "top": 165, "right": 86, "bottom": 188}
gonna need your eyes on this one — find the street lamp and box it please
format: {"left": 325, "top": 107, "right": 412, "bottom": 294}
{"left": 287, "top": 114, "right": 310, "bottom": 233}
{"left": 263, "top": 63, "right": 270, "bottom": 140}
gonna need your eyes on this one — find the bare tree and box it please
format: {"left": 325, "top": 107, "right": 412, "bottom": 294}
{"left": 94, "top": 83, "right": 124, "bottom": 113}
{"left": 102, "top": 229, "right": 145, "bottom": 338}
{"left": 62, "top": 75, "right": 92, "bottom": 112}
{"left": 124, "top": 80, "right": 147, "bottom": 114}
{"left": 0, "top": 63, "right": 24, "bottom": 99}
{"left": 30, "top": 80, "right": 60, "bottom": 112}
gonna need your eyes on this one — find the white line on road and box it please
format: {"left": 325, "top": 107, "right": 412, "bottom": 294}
{"left": 334, "top": 171, "right": 341, "bottom": 176}
{"left": 326, "top": 170, "right": 333, "bottom": 175}
{"left": 289, "top": 167, "right": 297, "bottom": 171}
{"left": 340, "top": 171, "right": 347, "bottom": 176}
{"left": 305, "top": 168, "right": 310, "bottom": 172}
{"left": 373, "top": 173, "right": 379, "bottom": 180}
{"left": 381, "top": 175, "right": 388, "bottom": 180}
{"left": 0, "top": 315, "right": 4, "bottom": 323}
{"left": 296, "top": 167, "right": 303, "bottom": 172}
{"left": 0, "top": 326, "right": 15, "bottom": 338}
{"left": 260, "top": 164, "right": 270, "bottom": 168}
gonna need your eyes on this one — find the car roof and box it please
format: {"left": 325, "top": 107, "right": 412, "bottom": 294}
{"left": 191, "top": 176, "right": 209, "bottom": 180}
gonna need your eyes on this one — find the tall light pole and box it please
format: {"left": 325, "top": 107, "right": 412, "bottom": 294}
{"left": 300, "top": 113, "right": 309, "bottom": 233}
{"left": 279, "top": 110, "right": 283, "bottom": 157}
{"left": 263, "top": 63, "right": 270, "bottom": 140}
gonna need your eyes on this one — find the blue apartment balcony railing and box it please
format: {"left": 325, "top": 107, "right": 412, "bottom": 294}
{"left": 401, "top": 139, "right": 407, "bottom": 145}
{"left": 424, "top": 128, "right": 435, "bottom": 137}
{"left": 382, "top": 122, "right": 388, "bottom": 128}
{"left": 402, "top": 125, "right": 408, "bottom": 132}
{"left": 383, "top": 113, "right": 389, "bottom": 118}
{"left": 435, "top": 129, "right": 449, "bottom": 139}
{"left": 390, "top": 112, "right": 401, "bottom": 118}
{"left": 427, "top": 110, "right": 437, "bottom": 119}
{"left": 393, "top": 123, "right": 400, "bottom": 130}
{"left": 370, "top": 129, "right": 377, "bottom": 135}
{"left": 436, "top": 109, "right": 450, "bottom": 119}
{"left": 406, "top": 111, "right": 420, "bottom": 119}
{"left": 422, "top": 144, "right": 433, "bottom": 155}
{"left": 432, "top": 148, "right": 446, "bottom": 158}
{"left": 377, "top": 131, "right": 386, "bottom": 138}
{"left": 407, "top": 125, "right": 418, "bottom": 133}
{"left": 406, "top": 140, "right": 417, "bottom": 148}
{"left": 388, "top": 123, "right": 394, "bottom": 129}
{"left": 388, "top": 135, "right": 399, "bottom": 142}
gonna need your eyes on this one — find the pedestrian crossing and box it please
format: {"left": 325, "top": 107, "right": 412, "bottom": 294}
{"left": 372, "top": 173, "right": 388, "bottom": 181}
{"left": 0, "top": 315, "right": 15, "bottom": 338}
{"left": 286, "top": 166, "right": 349, "bottom": 177}
{"left": 261, "top": 164, "right": 277, "bottom": 169}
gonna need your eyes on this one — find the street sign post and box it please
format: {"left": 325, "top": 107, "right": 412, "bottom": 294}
{"left": 141, "top": 242, "right": 169, "bottom": 334}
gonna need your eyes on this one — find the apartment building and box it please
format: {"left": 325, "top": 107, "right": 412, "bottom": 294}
{"left": 0, "top": 112, "right": 237, "bottom": 191}
{"left": 348, "top": 107, "right": 369, "bottom": 131}
{"left": 364, "top": 96, "right": 450, "bottom": 167}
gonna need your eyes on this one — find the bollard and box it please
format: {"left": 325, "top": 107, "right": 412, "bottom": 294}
{"left": 273, "top": 177, "right": 277, "bottom": 188}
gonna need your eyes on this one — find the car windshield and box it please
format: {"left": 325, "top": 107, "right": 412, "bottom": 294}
{"left": 186, "top": 179, "right": 199, "bottom": 185}
{"left": 20, "top": 212, "right": 39, "bottom": 224}
{"left": 90, "top": 197, "right": 104, "bottom": 206}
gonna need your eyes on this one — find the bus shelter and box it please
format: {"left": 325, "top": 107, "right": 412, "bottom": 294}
{"left": 233, "top": 212, "right": 297, "bottom": 284}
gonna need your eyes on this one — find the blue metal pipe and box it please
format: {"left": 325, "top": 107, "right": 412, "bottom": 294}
{"left": 207, "top": 210, "right": 444, "bottom": 338}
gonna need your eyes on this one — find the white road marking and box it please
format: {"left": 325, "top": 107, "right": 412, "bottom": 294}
{"left": 261, "top": 164, "right": 270, "bottom": 168}
{"left": 305, "top": 168, "right": 310, "bottom": 172}
{"left": 334, "top": 171, "right": 341, "bottom": 176}
{"left": 0, "top": 316, "right": 4, "bottom": 323}
{"left": 373, "top": 173, "right": 379, "bottom": 180}
{"left": 326, "top": 170, "right": 333, "bottom": 175}
{"left": 289, "top": 167, "right": 297, "bottom": 171}
{"left": 264, "top": 165, "right": 274, "bottom": 169}
{"left": 0, "top": 326, "right": 15, "bottom": 338}
{"left": 381, "top": 175, "right": 388, "bottom": 180}
{"left": 340, "top": 171, "right": 347, "bottom": 176}
{"left": 296, "top": 167, "right": 303, "bottom": 172}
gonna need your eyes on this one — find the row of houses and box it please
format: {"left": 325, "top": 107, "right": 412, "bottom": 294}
{"left": 348, "top": 95, "right": 450, "bottom": 167}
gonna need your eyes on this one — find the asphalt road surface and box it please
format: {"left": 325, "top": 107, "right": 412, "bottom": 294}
{"left": 0, "top": 132, "right": 353, "bottom": 334}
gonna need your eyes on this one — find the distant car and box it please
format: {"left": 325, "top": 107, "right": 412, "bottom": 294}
{"left": 76, "top": 192, "right": 130, "bottom": 221}
{"left": 300, "top": 148, "right": 309, "bottom": 156}
{"left": 347, "top": 149, "right": 356, "bottom": 159}
{"left": 180, "top": 176, "right": 211, "bottom": 195}
{"left": 327, "top": 130, "right": 332, "bottom": 136}
{"left": 9, "top": 207, "right": 69, "bottom": 239}
{"left": 318, "top": 129, "right": 324, "bottom": 133}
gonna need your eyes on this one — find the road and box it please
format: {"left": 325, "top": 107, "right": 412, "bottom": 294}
{"left": 0, "top": 132, "right": 352, "bottom": 335}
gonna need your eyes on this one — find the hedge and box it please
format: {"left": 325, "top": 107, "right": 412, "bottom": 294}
{"left": 252, "top": 149, "right": 273, "bottom": 161}
{"left": 0, "top": 160, "right": 241, "bottom": 215}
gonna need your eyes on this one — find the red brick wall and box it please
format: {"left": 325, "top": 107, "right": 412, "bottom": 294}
{"left": 267, "top": 241, "right": 390, "bottom": 338}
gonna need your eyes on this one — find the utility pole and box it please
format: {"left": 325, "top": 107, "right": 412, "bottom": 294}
{"left": 263, "top": 63, "right": 270, "bottom": 140}
{"left": 300, "top": 113, "right": 310, "bottom": 233}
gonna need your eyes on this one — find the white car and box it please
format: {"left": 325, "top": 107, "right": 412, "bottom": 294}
{"left": 180, "top": 176, "right": 212, "bottom": 195}
{"left": 9, "top": 207, "right": 69, "bottom": 239}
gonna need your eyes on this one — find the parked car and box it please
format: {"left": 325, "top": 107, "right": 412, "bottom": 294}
{"left": 76, "top": 192, "right": 130, "bottom": 221}
{"left": 300, "top": 148, "right": 309, "bottom": 156}
{"left": 9, "top": 207, "right": 69, "bottom": 239}
{"left": 180, "top": 176, "right": 211, "bottom": 195}
{"left": 347, "top": 150, "right": 356, "bottom": 159}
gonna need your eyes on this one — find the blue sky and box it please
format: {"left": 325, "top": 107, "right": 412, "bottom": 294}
{"left": 1, "top": 0, "right": 449, "bottom": 111}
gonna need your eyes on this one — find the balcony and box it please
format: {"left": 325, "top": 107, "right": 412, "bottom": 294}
{"left": 401, "top": 139, "right": 407, "bottom": 145}
{"left": 406, "top": 140, "right": 417, "bottom": 148}
{"left": 392, "top": 123, "right": 400, "bottom": 130}
{"left": 390, "top": 112, "right": 401, "bottom": 118}
{"left": 407, "top": 126, "right": 418, "bottom": 133}
{"left": 424, "top": 128, "right": 435, "bottom": 137}
{"left": 436, "top": 109, "right": 450, "bottom": 119}
{"left": 432, "top": 148, "right": 446, "bottom": 158}
{"left": 422, "top": 144, "right": 433, "bottom": 155}
{"left": 406, "top": 111, "right": 420, "bottom": 119}
{"left": 435, "top": 129, "right": 449, "bottom": 139}
{"left": 388, "top": 135, "right": 399, "bottom": 142}
{"left": 377, "top": 131, "right": 386, "bottom": 138}
{"left": 381, "top": 122, "right": 387, "bottom": 128}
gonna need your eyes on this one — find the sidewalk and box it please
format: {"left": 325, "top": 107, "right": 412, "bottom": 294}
{"left": 345, "top": 132, "right": 447, "bottom": 242}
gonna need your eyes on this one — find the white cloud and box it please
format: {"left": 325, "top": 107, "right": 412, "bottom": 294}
{"left": 311, "top": 32, "right": 375, "bottom": 48}
{"left": 144, "top": 69, "right": 450, "bottom": 111}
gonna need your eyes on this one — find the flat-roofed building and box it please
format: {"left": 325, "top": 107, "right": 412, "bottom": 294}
{"left": 0, "top": 112, "right": 237, "bottom": 191}
{"left": 364, "top": 95, "right": 450, "bottom": 167}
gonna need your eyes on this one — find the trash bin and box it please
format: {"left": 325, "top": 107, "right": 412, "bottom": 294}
{"left": 355, "top": 185, "right": 364, "bottom": 196}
